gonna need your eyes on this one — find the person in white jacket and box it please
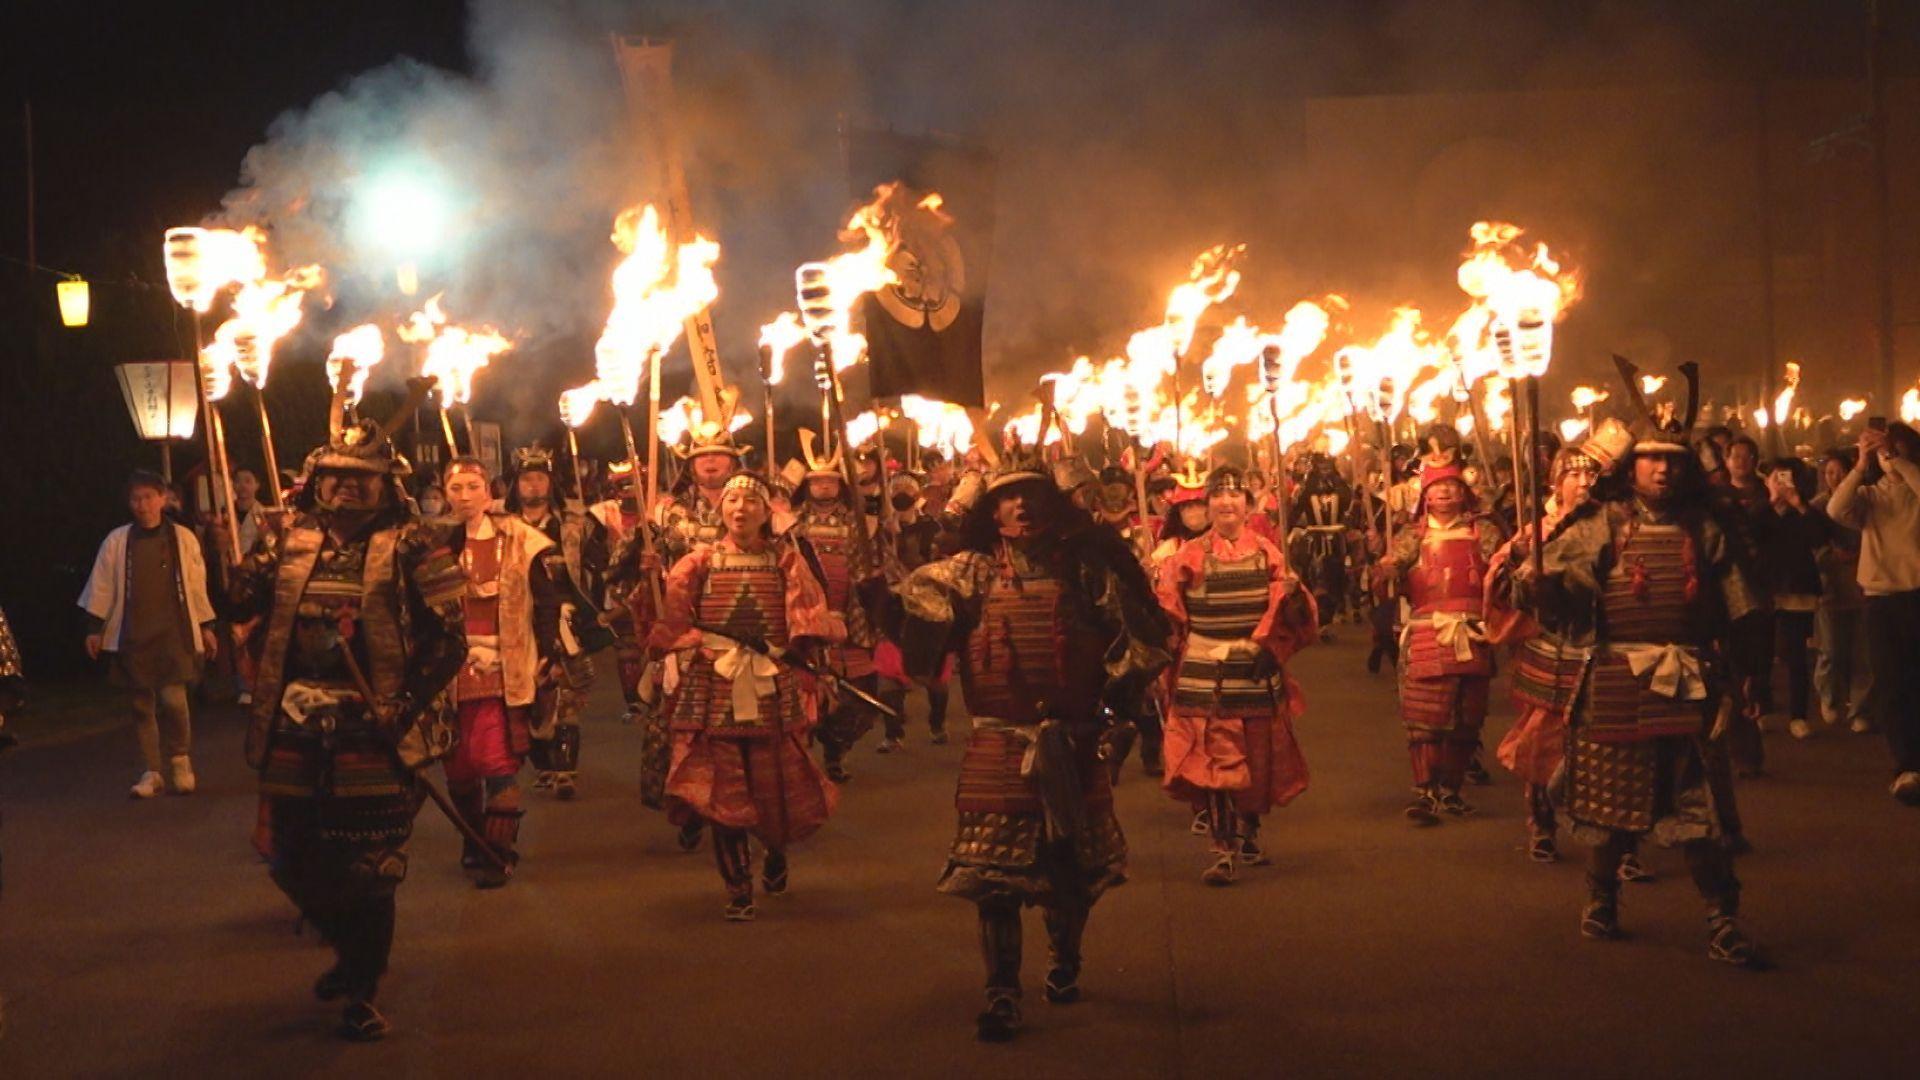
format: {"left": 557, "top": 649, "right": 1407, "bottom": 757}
{"left": 78, "top": 470, "right": 218, "bottom": 798}
{"left": 1826, "top": 422, "right": 1920, "bottom": 805}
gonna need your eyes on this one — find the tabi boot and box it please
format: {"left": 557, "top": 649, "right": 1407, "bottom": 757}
{"left": 1581, "top": 876, "right": 1622, "bottom": 940}
{"left": 975, "top": 992, "right": 1022, "bottom": 1043}
{"left": 1705, "top": 898, "right": 1767, "bottom": 970}
{"left": 1404, "top": 787, "right": 1441, "bottom": 826}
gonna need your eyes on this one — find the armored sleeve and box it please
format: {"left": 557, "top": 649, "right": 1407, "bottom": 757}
{"left": 529, "top": 549, "right": 567, "bottom": 664}
{"left": 223, "top": 525, "right": 285, "bottom": 621}
{"left": 397, "top": 521, "right": 468, "bottom": 721}
{"left": 894, "top": 552, "right": 989, "bottom": 679}
{"left": 1510, "top": 506, "right": 1609, "bottom": 629}
{"left": 1086, "top": 533, "right": 1174, "bottom": 697}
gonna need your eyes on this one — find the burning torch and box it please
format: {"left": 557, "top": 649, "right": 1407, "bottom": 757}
{"left": 797, "top": 262, "right": 873, "bottom": 554}
{"left": 1259, "top": 343, "right": 1292, "bottom": 571}
{"left": 162, "top": 227, "right": 242, "bottom": 564}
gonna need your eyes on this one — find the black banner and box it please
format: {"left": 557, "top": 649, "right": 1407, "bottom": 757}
{"left": 843, "top": 125, "right": 996, "bottom": 407}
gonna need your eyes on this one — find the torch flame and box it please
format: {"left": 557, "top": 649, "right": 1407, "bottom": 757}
{"left": 1640, "top": 374, "right": 1668, "bottom": 396}
{"left": 899, "top": 394, "right": 978, "bottom": 457}
{"left": 1772, "top": 361, "right": 1801, "bottom": 425}
{"left": 843, "top": 410, "right": 883, "bottom": 449}
{"left": 327, "top": 324, "right": 386, "bottom": 404}
{"left": 655, "top": 395, "right": 752, "bottom": 449}
{"left": 1570, "top": 385, "right": 1608, "bottom": 411}
{"left": 1838, "top": 398, "right": 1868, "bottom": 422}
{"left": 590, "top": 204, "right": 721, "bottom": 407}
{"left": 400, "top": 295, "right": 512, "bottom": 407}
{"left": 558, "top": 384, "right": 603, "bottom": 431}
{"left": 757, "top": 312, "right": 808, "bottom": 386}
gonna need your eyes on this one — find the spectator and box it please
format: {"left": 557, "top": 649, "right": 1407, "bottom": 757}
{"left": 1827, "top": 423, "right": 1920, "bottom": 806}
{"left": 1813, "top": 449, "right": 1873, "bottom": 734}
{"left": 416, "top": 481, "right": 448, "bottom": 517}
{"left": 1763, "top": 457, "right": 1828, "bottom": 740}
{"left": 77, "top": 470, "right": 218, "bottom": 798}
{"left": 1715, "top": 435, "right": 1776, "bottom": 769}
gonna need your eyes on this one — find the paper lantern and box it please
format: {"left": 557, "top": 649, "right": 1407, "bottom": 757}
{"left": 57, "top": 277, "right": 90, "bottom": 327}
{"left": 114, "top": 361, "right": 200, "bottom": 442}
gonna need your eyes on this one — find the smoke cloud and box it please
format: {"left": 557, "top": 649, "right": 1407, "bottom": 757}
{"left": 219, "top": 0, "right": 1803, "bottom": 434}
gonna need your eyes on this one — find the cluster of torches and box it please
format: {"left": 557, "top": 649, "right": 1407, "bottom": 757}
{"left": 159, "top": 195, "right": 1920, "bottom": 568}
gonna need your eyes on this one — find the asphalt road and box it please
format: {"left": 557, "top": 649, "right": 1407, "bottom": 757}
{"left": 2, "top": 632, "right": 1916, "bottom": 1078}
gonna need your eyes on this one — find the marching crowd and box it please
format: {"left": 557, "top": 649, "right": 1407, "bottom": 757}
{"left": 0, "top": 360, "right": 1915, "bottom": 1043}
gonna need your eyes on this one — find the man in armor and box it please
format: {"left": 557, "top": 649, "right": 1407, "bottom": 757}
{"left": 1091, "top": 465, "right": 1155, "bottom": 558}
{"left": 1288, "top": 452, "right": 1358, "bottom": 628}
{"left": 226, "top": 388, "right": 467, "bottom": 1040}
{"left": 508, "top": 446, "right": 612, "bottom": 800}
{"left": 440, "top": 456, "right": 568, "bottom": 886}
{"left": 1156, "top": 466, "right": 1317, "bottom": 885}
{"left": 646, "top": 472, "right": 842, "bottom": 921}
{"left": 790, "top": 431, "right": 883, "bottom": 773}
{"left": 879, "top": 450, "right": 1172, "bottom": 1042}
{"left": 1491, "top": 433, "right": 1647, "bottom": 880}
{"left": 1509, "top": 363, "right": 1766, "bottom": 967}
{"left": 623, "top": 429, "right": 743, "bottom": 849}
{"left": 876, "top": 471, "right": 954, "bottom": 745}
{"left": 1377, "top": 446, "right": 1504, "bottom": 824}
{"left": 590, "top": 460, "right": 651, "bottom": 727}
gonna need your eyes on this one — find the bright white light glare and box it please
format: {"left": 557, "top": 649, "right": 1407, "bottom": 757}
{"left": 357, "top": 167, "right": 451, "bottom": 258}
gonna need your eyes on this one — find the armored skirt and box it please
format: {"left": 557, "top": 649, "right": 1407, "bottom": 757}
{"left": 1497, "top": 634, "right": 1588, "bottom": 787}
{"left": 664, "top": 728, "right": 838, "bottom": 848}
{"left": 936, "top": 722, "right": 1127, "bottom": 906}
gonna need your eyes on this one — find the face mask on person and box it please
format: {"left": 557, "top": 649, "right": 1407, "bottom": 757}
{"left": 891, "top": 493, "right": 916, "bottom": 511}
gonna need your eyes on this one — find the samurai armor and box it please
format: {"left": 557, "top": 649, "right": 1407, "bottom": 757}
{"left": 1581, "top": 648, "right": 1710, "bottom": 743}
{"left": 1565, "top": 731, "right": 1721, "bottom": 846}
{"left": 795, "top": 507, "right": 877, "bottom": 679}
{"left": 669, "top": 547, "right": 800, "bottom": 737}
{"left": 960, "top": 574, "right": 1068, "bottom": 725}
{"left": 1171, "top": 552, "right": 1275, "bottom": 718}
{"left": 1510, "top": 634, "right": 1589, "bottom": 713}
{"left": 1599, "top": 520, "right": 1695, "bottom": 645}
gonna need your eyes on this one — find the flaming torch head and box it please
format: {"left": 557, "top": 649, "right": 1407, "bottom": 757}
{"left": 1258, "top": 344, "right": 1283, "bottom": 395}
{"left": 796, "top": 263, "right": 837, "bottom": 346}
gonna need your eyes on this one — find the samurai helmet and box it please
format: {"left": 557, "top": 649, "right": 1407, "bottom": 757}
{"left": 1167, "top": 459, "right": 1210, "bottom": 506}
{"left": 513, "top": 445, "right": 556, "bottom": 475}
{"left": 779, "top": 458, "right": 809, "bottom": 492}
{"left": 1414, "top": 462, "right": 1476, "bottom": 513}
{"left": 983, "top": 435, "right": 1048, "bottom": 494}
{"left": 1573, "top": 418, "right": 1633, "bottom": 476}
{"left": 1419, "top": 424, "right": 1464, "bottom": 472}
{"left": 304, "top": 376, "right": 435, "bottom": 479}
{"left": 797, "top": 428, "right": 844, "bottom": 481}
{"left": 1612, "top": 354, "right": 1700, "bottom": 455}
{"left": 674, "top": 416, "right": 747, "bottom": 462}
